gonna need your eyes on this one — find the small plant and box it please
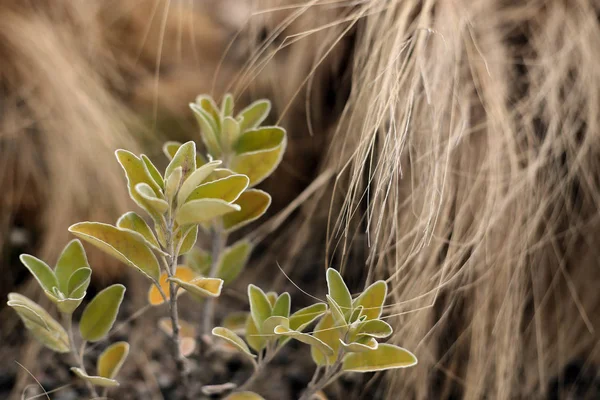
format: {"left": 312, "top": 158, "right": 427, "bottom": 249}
{"left": 7, "top": 94, "right": 416, "bottom": 399}
{"left": 7, "top": 240, "right": 128, "bottom": 398}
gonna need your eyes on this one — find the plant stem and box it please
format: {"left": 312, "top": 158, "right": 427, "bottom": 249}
{"left": 62, "top": 314, "right": 99, "bottom": 399}
{"left": 298, "top": 352, "right": 344, "bottom": 400}
{"left": 202, "top": 226, "right": 226, "bottom": 335}
{"left": 164, "top": 220, "right": 190, "bottom": 399}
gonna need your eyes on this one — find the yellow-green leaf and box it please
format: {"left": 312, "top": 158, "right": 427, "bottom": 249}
{"left": 177, "top": 225, "right": 198, "bottom": 255}
{"left": 237, "top": 99, "right": 271, "bottom": 132}
{"left": 234, "top": 126, "right": 283, "bottom": 154}
{"left": 7, "top": 293, "right": 70, "bottom": 353}
{"left": 195, "top": 95, "right": 221, "bottom": 133}
{"left": 216, "top": 240, "right": 252, "bottom": 285}
{"left": 230, "top": 127, "right": 286, "bottom": 186}
{"left": 224, "top": 391, "right": 265, "bottom": 400}
{"left": 163, "top": 141, "right": 206, "bottom": 166}
{"left": 148, "top": 266, "right": 196, "bottom": 306}
{"left": 190, "top": 103, "right": 221, "bottom": 157}
{"left": 135, "top": 183, "right": 169, "bottom": 214}
{"left": 165, "top": 166, "right": 183, "bottom": 203}
{"left": 352, "top": 280, "right": 387, "bottom": 320}
{"left": 312, "top": 312, "right": 343, "bottom": 366}
{"left": 274, "top": 325, "right": 333, "bottom": 357}
{"left": 222, "top": 312, "right": 249, "bottom": 335}
{"left": 245, "top": 314, "right": 265, "bottom": 352}
{"left": 71, "top": 368, "right": 119, "bottom": 388}
{"left": 165, "top": 141, "right": 196, "bottom": 181}
{"left": 176, "top": 199, "right": 240, "bottom": 226}
{"left": 221, "top": 116, "right": 240, "bottom": 150}
{"left": 326, "top": 295, "right": 347, "bottom": 327}
{"left": 262, "top": 316, "right": 289, "bottom": 337}
{"left": 248, "top": 284, "right": 272, "bottom": 330}
{"left": 357, "top": 319, "right": 392, "bottom": 339}
{"left": 98, "top": 342, "right": 129, "bottom": 379}
{"left": 266, "top": 292, "right": 278, "bottom": 306}
{"left": 116, "top": 212, "right": 164, "bottom": 254}
{"left": 79, "top": 284, "right": 126, "bottom": 342}
{"left": 55, "top": 240, "right": 89, "bottom": 294}
{"left": 185, "top": 175, "right": 249, "bottom": 204}
{"left": 272, "top": 292, "right": 290, "bottom": 318}
{"left": 67, "top": 268, "right": 91, "bottom": 297}
{"left": 169, "top": 276, "right": 223, "bottom": 299}
{"left": 69, "top": 222, "right": 161, "bottom": 282}
{"left": 115, "top": 150, "right": 162, "bottom": 215}
{"left": 289, "top": 303, "right": 328, "bottom": 332}
{"left": 222, "top": 189, "right": 271, "bottom": 233}
{"left": 184, "top": 247, "right": 211, "bottom": 276}
{"left": 339, "top": 337, "right": 378, "bottom": 353}
{"left": 221, "top": 93, "right": 234, "bottom": 118}
{"left": 326, "top": 268, "right": 352, "bottom": 315}
{"left": 141, "top": 154, "right": 164, "bottom": 190}
{"left": 212, "top": 327, "right": 255, "bottom": 359}
{"left": 204, "top": 168, "right": 235, "bottom": 184}
{"left": 342, "top": 344, "right": 417, "bottom": 372}
{"left": 177, "top": 160, "right": 222, "bottom": 205}
{"left": 20, "top": 254, "right": 57, "bottom": 293}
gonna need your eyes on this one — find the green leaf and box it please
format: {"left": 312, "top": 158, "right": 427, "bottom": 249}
{"left": 216, "top": 240, "right": 253, "bottom": 285}
{"left": 204, "top": 168, "right": 235, "bottom": 183}
{"left": 221, "top": 93, "right": 234, "bottom": 118}
{"left": 248, "top": 284, "right": 272, "bottom": 331}
{"left": 190, "top": 103, "right": 221, "bottom": 157}
{"left": 141, "top": 154, "right": 164, "bottom": 190}
{"left": 165, "top": 166, "right": 183, "bottom": 203}
{"left": 352, "top": 280, "right": 387, "bottom": 320}
{"left": 230, "top": 127, "right": 286, "bottom": 187}
{"left": 71, "top": 368, "right": 119, "bottom": 387}
{"left": 177, "top": 160, "right": 222, "bottom": 205}
{"left": 19, "top": 254, "right": 57, "bottom": 293}
{"left": 196, "top": 95, "right": 222, "bottom": 132}
{"left": 326, "top": 268, "right": 352, "bottom": 316}
{"left": 7, "top": 293, "right": 70, "bottom": 353}
{"left": 221, "top": 116, "right": 240, "bottom": 150}
{"left": 169, "top": 276, "right": 223, "bottom": 299}
{"left": 177, "top": 225, "right": 198, "bottom": 255}
{"left": 165, "top": 141, "right": 196, "bottom": 181}
{"left": 289, "top": 303, "right": 327, "bottom": 332}
{"left": 163, "top": 141, "right": 182, "bottom": 160}
{"left": 222, "top": 189, "right": 271, "bottom": 233}
{"left": 184, "top": 247, "right": 212, "bottom": 276}
{"left": 175, "top": 199, "right": 240, "bottom": 226}
{"left": 97, "top": 341, "right": 129, "bottom": 379}
{"left": 224, "top": 392, "right": 265, "bottom": 400}
{"left": 245, "top": 314, "right": 266, "bottom": 352}
{"left": 357, "top": 319, "right": 393, "bottom": 339}
{"left": 326, "top": 295, "right": 347, "bottom": 327}
{"left": 222, "top": 312, "right": 249, "bottom": 335}
{"left": 266, "top": 292, "right": 277, "bottom": 306}
{"left": 135, "top": 183, "right": 169, "bottom": 214}
{"left": 212, "top": 327, "right": 256, "bottom": 359}
{"left": 55, "top": 240, "right": 89, "bottom": 294}
{"left": 237, "top": 99, "right": 271, "bottom": 132}
{"left": 272, "top": 292, "right": 291, "bottom": 318}
{"left": 348, "top": 305, "right": 364, "bottom": 324}
{"left": 262, "top": 316, "right": 289, "bottom": 337}
{"left": 311, "top": 312, "right": 343, "bottom": 366}
{"left": 115, "top": 150, "right": 162, "bottom": 216}
{"left": 80, "top": 284, "right": 126, "bottom": 342}
{"left": 67, "top": 268, "right": 91, "bottom": 297}
{"left": 69, "top": 222, "right": 161, "bottom": 282}
{"left": 116, "top": 212, "right": 164, "bottom": 255}
{"left": 185, "top": 174, "right": 249, "bottom": 204}
{"left": 274, "top": 325, "right": 333, "bottom": 357}
{"left": 339, "top": 337, "right": 378, "bottom": 353}
{"left": 342, "top": 344, "right": 417, "bottom": 372}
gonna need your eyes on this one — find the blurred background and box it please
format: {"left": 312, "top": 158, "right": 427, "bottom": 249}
{"left": 1, "top": 0, "right": 599, "bottom": 399}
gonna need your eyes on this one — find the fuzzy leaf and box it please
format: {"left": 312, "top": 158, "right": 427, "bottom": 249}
{"left": 98, "top": 342, "right": 129, "bottom": 379}
{"left": 7, "top": 293, "right": 70, "bottom": 353}
{"left": 190, "top": 103, "right": 221, "bottom": 157}
{"left": 177, "top": 225, "right": 198, "bottom": 255}
{"left": 212, "top": 327, "right": 255, "bottom": 359}
{"left": 357, "top": 319, "right": 393, "bottom": 339}
{"left": 169, "top": 276, "right": 223, "bottom": 299}
{"left": 163, "top": 141, "right": 206, "bottom": 166}
{"left": 196, "top": 95, "right": 221, "bottom": 132}
{"left": 326, "top": 268, "right": 352, "bottom": 316}
{"left": 176, "top": 199, "right": 240, "bottom": 226}
{"left": 248, "top": 284, "right": 272, "bottom": 331}
{"left": 148, "top": 266, "right": 196, "bottom": 306}
{"left": 262, "top": 316, "right": 289, "bottom": 337}
{"left": 116, "top": 212, "right": 164, "bottom": 254}
{"left": 69, "top": 222, "right": 161, "bottom": 282}
{"left": 165, "top": 166, "right": 183, "bottom": 204}
{"left": 237, "top": 99, "right": 271, "bottom": 132}
{"left": 352, "top": 280, "right": 387, "bottom": 320}
{"left": 339, "top": 337, "right": 378, "bottom": 353}
{"left": 222, "top": 189, "right": 271, "bottom": 232}
{"left": 272, "top": 292, "right": 291, "bottom": 318}
{"left": 185, "top": 174, "right": 249, "bottom": 204}
{"left": 245, "top": 314, "right": 266, "bottom": 352}
{"left": 222, "top": 312, "right": 249, "bottom": 335}
{"left": 71, "top": 368, "right": 119, "bottom": 387}
{"left": 141, "top": 154, "right": 164, "bottom": 190}
{"left": 230, "top": 127, "right": 286, "bottom": 186}
{"left": 221, "top": 93, "right": 234, "bottom": 117}
{"left": 221, "top": 116, "right": 240, "bottom": 150}
{"left": 115, "top": 150, "right": 162, "bottom": 216}
{"left": 326, "top": 295, "right": 347, "bottom": 328}
{"left": 20, "top": 254, "right": 57, "bottom": 293}
{"left": 79, "top": 284, "right": 125, "bottom": 342}
{"left": 274, "top": 325, "right": 333, "bottom": 357}
{"left": 311, "top": 312, "right": 343, "bottom": 366}
{"left": 165, "top": 141, "right": 196, "bottom": 181}
{"left": 288, "top": 303, "right": 328, "bottom": 333}
{"left": 55, "top": 240, "right": 89, "bottom": 294}
{"left": 177, "top": 160, "right": 222, "bottom": 205}
{"left": 67, "top": 268, "right": 91, "bottom": 297}
{"left": 184, "top": 247, "right": 212, "bottom": 276}
{"left": 342, "top": 344, "right": 417, "bottom": 372}
{"left": 216, "top": 240, "right": 252, "bottom": 285}
{"left": 135, "top": 183, "right": 169, "bottom": 214}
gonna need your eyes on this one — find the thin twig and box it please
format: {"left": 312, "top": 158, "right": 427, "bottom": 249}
{"left": 202, "top": 226, "right": 227, "bottom": 335}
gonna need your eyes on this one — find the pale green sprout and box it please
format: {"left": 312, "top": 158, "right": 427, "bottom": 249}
{"left": 7, "top": 241, "right": 128, "bottom": 398}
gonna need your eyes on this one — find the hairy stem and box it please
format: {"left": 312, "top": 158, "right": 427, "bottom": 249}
{"left": 62, "top": 314, "right": 99, "bottom": 399}
{"left": 298, "top": 351, "right": 344, "bottom": 400}
{"left": 202, "top": 226, "right": 226, "bottom": 335}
